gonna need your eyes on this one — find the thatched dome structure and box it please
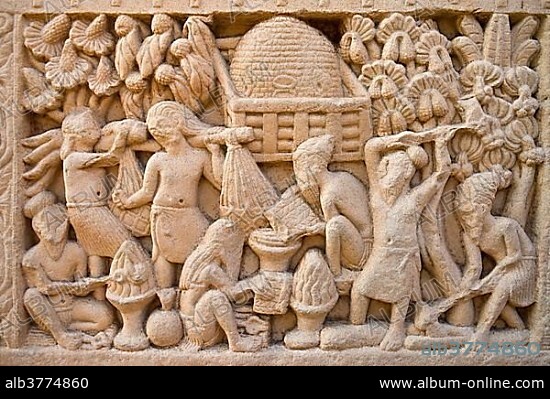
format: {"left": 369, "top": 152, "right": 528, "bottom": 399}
{"left": 230, "top": 16, "right": 344, "bottom": 98}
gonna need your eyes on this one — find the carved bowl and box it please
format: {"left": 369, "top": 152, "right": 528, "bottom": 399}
{"left": 248, "top": 228, "right": 302, "bottom": 272}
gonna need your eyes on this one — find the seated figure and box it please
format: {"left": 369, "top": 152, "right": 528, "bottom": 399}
{"left": 22, "top": 192, "right": 116, "bottom": 350}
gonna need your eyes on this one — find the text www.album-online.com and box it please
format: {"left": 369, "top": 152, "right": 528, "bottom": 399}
{"left": 379, "top": 377, "right": 545, "bottom": 389}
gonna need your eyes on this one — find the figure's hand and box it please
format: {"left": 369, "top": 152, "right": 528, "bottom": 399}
{"left": 459, "top": 269, "right": 480, "bottom": 293}
{"left": 110, "top": 129, "right": 130, "bottom": 155}
{"left": 205, "top": 142, "right": 222, "bottom": 154}
{"left": 74, "top": 277, "right": 109, "bottom": 295}
{"left": 495, "top": 253, "right": 521, "bottom": 270}
{"left": 81, "top": 276, "right": 110, "bottom": 294}
{"left": 227, "top": 127, "right": 254, "bottom": 146}
{"left": 112, "top": 189, "right": 129, "bottom": 209}
{"left": 386, "top": 141, "right": 409, "bottom": 151}
{"left": 306, "top": 222, "right": 326, "bottom": 236}
{"left": 390, "top": 131, "right": 420, "bottom": 148}
{"left": 225, "top": 284, "right": 249, "bottom": 305}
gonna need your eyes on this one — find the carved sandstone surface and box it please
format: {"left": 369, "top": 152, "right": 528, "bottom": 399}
{"left": 0, "top": 2, "right": 550, "bottom": 366}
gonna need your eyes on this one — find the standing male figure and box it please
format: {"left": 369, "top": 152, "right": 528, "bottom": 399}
{"left": 350, "top": 126, "right": 464, "bottom": 351}
{"left": 61, "top": 108, "right": 133, "bottom": 301}
{"left": 114, "top": 101, "right": 225, "bottom": 309}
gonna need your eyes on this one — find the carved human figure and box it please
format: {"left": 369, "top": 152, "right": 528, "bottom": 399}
{"left": 292, "top": 135, "right": 373, "bottom": 278}
{"left": 22, "top": 192, "right": 115, "bottom": 350}
{"left": 179, "top": 218, "right": 263, "bottom": 352}
{"left": 455, "top": 166, "right": 537, "bottom": 342}
{"left": 350, "top": 126, "right": 459, "bottom": 351}
{"left": 61, "top": 108, "right": 133, "bottom": 300}
{"left": 113, "top": 101, "right": 224, "bottom": 308}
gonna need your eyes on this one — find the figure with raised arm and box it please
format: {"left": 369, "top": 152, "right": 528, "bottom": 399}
{"left": 350, "top": 125, "right": 465, "bottom": 351}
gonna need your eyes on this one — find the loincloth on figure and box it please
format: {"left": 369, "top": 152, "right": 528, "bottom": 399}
{"left": 151, "top": 205, "right": 209, "bottom": 264}
{"left": 67, "top": 202, "right": 131, "bottom": 258}
{"left": 503, "top": 256, "right": 537, "bottom": 308}
{"left": 354, "top": 245, "right": 422, "bottom": 303}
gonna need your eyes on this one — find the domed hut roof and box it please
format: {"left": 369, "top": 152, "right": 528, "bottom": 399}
{"left": 230, "top": 16, "right": 344, "bottom": 98}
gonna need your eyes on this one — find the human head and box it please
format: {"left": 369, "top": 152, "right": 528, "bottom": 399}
{"left": 61, "top": 108, "right": 102, "bottom": 158}
{"left": 455, "top": 165, "right": 512, "bottom": 244}
{"left": 24, "top": 191, "right": 69, "bottom": 260}
{"left": 181, "top": 218, "right": 245, "bottom": 288}
{"left": 293, "top": 135, "right": 335, "bottom": 210}
{"left": 147, "top": 101, "right": 211, "bottom": 147}
{"left": 378, "top": 145, "right": 428, "bottom": 195}
{"left": 293, "top": 135, "right": 334, "bottom": 184}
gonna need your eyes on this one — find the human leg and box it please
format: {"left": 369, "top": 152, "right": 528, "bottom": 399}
{"left": 154, "top": 256, "right": 177, "bottom": 289}
{"left": 70, "top": 298, "right": 117, "bottom": 348}
{"left": 196, "top": 290, "right": 262, "bottom": 352}
{"left": 500, "top": 304, "right": 525, "bottom": 330}
{"left": 70, "top": 297, "right": 114, "bottom": 332}
{"left": 24, "top": 288, "right": 84, "bottom": 350}
{"left": 380, "top": 296, "right": 409, "bottom": 351}
{"left": 350, "top": 283, "right": 370, "bottom": 325}
{"left": 473, "top": 285, "right": 510, "bottom": 342}
{"left": 326, "top": 216, "right": 365, "bottom": 275}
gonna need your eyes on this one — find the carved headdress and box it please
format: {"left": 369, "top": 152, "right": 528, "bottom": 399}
{"left": 293, "top": 135, "right": 335, "bottom": 166}
{"left": 179, "top": 218, "right": 246, "bottom": 290}
{"left": 292, "top": 135, "right": 335, "bottom": 215}
{"left": 23, "top": 191, "right": 69, "bottom": 261}
{"left": 147, "top": 101, "right": 211, "bottom": 138}
{"left": 455, "top": 165, "right": 512, "bottom": 242}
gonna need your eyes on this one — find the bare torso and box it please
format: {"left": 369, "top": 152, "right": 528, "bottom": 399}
{"left": 149, "top": 149, "right": 209, "bottom": 208}
{"left": 63, "top": 154, "right": 111, "bottom": 205}
{"left": 479, "top": 217, "right": 536, "bottom": 262}
{"left": 370, "top": 191, "right": 422, "bottom": 250}
{"left": 23, "top": 242, "right": 87, "bottom": 284}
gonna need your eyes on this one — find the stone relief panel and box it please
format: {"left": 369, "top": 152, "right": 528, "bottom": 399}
{"left": 0, "top": 6, "right": 548, "bottom": 357}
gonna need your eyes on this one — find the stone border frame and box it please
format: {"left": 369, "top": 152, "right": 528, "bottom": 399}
{"left": 0, "top": 0, "right": 548, "bottom": 351}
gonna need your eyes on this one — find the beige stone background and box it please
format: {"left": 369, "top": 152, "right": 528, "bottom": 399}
{"left": 0, "top": 0, "right": 548, "bottom": 365}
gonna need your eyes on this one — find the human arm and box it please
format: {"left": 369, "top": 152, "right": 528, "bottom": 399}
{"left": 204, "top": 263, "right": 235, "bottom": 292}
{"left": 113, "top": 155, "right": 160, "bottom": 209}
{"left": 81, "top": 129, "right": 129, "bottom": 169}
{"left": 22, "top": 253, "right": 108, "bottom": 297}
{"left": 321, "top": 195, "right": 340, "bottom": 222}
{"left": 131, "top": 140, "right": 162, "bottom": 153}
{"left": 460, "top": 233, "right": 483, "bottom": 291}
{"left": 411, "top": 134, "right": 453, "bottom": 209}
{"left": 469, "top": 227, "right": 523, "bottom": 294}
{"left": 202, "top": 143, "right": 224, "bottom": 190}
{"left": 72, "top": 244, "right": 88, "bottom": 280}
{"left": 225, "top": 279, "right": 255, "bottom": 306}
{"left": 364, "top": 127, "right": 458, "bottom": 190}
{"left": 503, "top": 146, "right": 547, "bottom": 226}
{"left": 492, "top": 227, "right": 523, "bottom": 274}
{"left": 95, "top": 120, "right": 149, "bottom": 151}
